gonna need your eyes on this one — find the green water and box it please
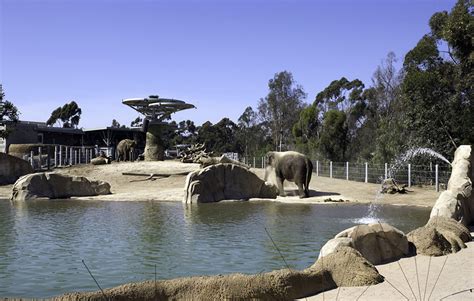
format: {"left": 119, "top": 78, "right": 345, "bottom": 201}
{"left": 0, "top": 200, "right": 430, "bottom": 298}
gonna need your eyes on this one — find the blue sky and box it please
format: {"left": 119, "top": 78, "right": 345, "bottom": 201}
{"left": 1, "top": 0, "right": 455, "bottom": 128}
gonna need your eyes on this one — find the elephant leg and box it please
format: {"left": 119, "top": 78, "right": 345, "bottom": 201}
{"left": 276, "top": 177, "right": 285, "bottom": 197}
{"left": 297, "top": 182, "right": 305, "bottom": 198}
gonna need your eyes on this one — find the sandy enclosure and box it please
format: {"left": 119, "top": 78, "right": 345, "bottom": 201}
{"left": 0, "top": 160, "right": 441, "bottom": 206}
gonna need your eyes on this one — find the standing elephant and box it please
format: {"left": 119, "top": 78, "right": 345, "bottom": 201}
{"left": 264, "top": 151, "right": 313, "bottom": 198}
{"left": 117, "top": 139, "right": 136, "bottom": 162}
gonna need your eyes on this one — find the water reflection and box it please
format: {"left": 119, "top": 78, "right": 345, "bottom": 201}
{"left": 0, "top": 200, "right": 430, "bottom": 298}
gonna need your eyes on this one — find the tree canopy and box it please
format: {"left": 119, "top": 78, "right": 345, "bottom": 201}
{"left": 0, "top": 84, "right": 20, "bottom": 138}
{"left": 46, "top": 101, "right": 82, "bottom": 128}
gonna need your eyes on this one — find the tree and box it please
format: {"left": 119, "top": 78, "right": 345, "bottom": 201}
{"left": 0, "top": 84, "right": 20, "bottom": 138}
{"left": 111, "top": 119, "right": 121, "bottom": 128}
{"left": 130, "top": 116, "right": 143, "bottom": 128}
{"left": 401, "top": 0, "right": 473, "bottom": 158}
{"left": 257, "top": 71, "right": 306, "bottom": 150}
{"left": 319, "top": 110, "right": 348, "bottom": 161}
{"left": 292, "top": 103, "right": 320, "bottom": 156}
{"left": 197, "top": 118, "right": 243, "bottom": 154}
{"left": 46, "top": 101, "right": 82, "bottom": 128}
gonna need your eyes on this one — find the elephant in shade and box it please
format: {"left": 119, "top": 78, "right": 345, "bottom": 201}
{"left": 117, "top": 139, "right": 136, "bottom": 161}
{"left": 264, "top": 151, "right": 313, "bottom": 198}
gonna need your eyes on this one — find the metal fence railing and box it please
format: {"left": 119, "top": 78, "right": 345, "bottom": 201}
{"left": 242, "top": 156, "right": 451, "bottom": 192}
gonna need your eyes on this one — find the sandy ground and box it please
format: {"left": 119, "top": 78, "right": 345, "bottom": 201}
{"left": 0, "top": 161, "right": 442, "bottom": 206}
{"left": 303, "top": 239, "right": 474, "bottom": 301}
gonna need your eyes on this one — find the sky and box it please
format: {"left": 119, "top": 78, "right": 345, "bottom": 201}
{"left": 1, "top": 0, "right": 456, "bottom": 129}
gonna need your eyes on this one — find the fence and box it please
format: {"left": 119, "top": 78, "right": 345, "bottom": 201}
{"left": 242, "top": 156, "right": 451, "bottom": 192}
{"left": 23, "top": 145, "right": 98, "bottom": 171}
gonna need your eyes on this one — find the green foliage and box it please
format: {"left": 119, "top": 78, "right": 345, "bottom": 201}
{"left": 197, "top": 118, "right": 243, "bottom": 154}
{"left": 0, "top": 84, "right": 20, "bottom": 139}
{"left": 258, "top": 71, "right": 306, "bottom": 150}
{"left": 319, "top": 110, "right": 348, "bottom": 161}
{"left": 400, "top": 0, "right": 473, "bottom": 158}
{"left": 46, "top": 101, "right": 82, "bottom": 128}
{"left": 130, "top": 116, "right": 143, "bottom": 127}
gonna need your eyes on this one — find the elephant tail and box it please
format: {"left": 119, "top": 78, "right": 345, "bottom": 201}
{"left": 305, "top": 158, "right": 313, "bottom": 197}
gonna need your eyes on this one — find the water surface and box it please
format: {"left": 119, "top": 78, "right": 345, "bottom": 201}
{"left": 0, "top": 200, "right": 430, "bottom": 298}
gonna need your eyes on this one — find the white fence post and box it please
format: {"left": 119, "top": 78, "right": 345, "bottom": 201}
{"left": 253, "top": 157, "right": 256, "bottom": 168}
{"left": 54, "top": 146, "right": 58, "bottom": 167}
{"left": 38, "top": 146, "right": 42, "bottom": 169}
{"left": 316, "top": 161, "right": 319, "bottom": 176}
{"left": 30, "top": 151, "right": 34, "bottom": 169}
{"left": 346, "top": 162, "right": 349, "bottom": 180}
{"left": 329, "top": 161, "right": 333, "bottom": 178}
{"left": 78, "top": 149, "right": 82, "bottom": 164}
{"left": 69, "top": 147, "right": 73, "bottom": 165}
{"left": 365, "top": 162, "right": 368, "bottom": 183}
{"left": 408, "top": 164, "right": 411, "bottom": 187}
{"left": 384, "top": 163, "right": 388, "bottom": 179}
{"left": 435, "top": 164, "right": 439, "bottom": 192}
{"left": 262, "top": 156, "right": 264, "bottom": 169}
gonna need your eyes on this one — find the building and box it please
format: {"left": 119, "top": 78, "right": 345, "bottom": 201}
{"left": 0, "top": 120, "right": 145, "bottom": 158}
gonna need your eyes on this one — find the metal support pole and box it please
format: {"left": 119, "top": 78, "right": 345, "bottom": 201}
{"left": 78, "top": 149, "right": 81, "bottom": 164}
{"left": 69, "top": 147, "right": 73, "bottom": 165}
{"left": 384, "top": 163, "right": 388, "bottom": 179}
{"left": 435, "top": 164, "right": 439, "bottom": 192}
{"left": 316, "top": 161, "right": 319, "bottom": 176}
{"left": 365, "top": 162, "right": 368, "bottom": 183}
{"left": 346, "top": 162, "right": 349, "bottom": 180}
{"left": 408, "top": 164, "right": 411, "bottom": 188}
{"left": 54, "top": 146, "right": 57, "bottom": 167}
{"left": 253, "top": 157, "right": 256, "bottom": 168}
{"left": 59, "top": 146, "right": 62, "bottom": 166}
{"left": 262, "top": 156, "right": 264, "bottom": 169}
{"left": 75, "top": 150, "right": 78, "bottom": 165}
{"left": 330, "top": 161, "right": 333, "bottom": 178}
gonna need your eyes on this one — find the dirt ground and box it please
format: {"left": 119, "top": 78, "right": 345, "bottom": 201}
{"left": 0, "top": 160, "right": 441, "bottom": 206}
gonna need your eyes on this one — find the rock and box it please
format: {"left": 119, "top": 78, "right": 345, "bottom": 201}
{"left": 318, "top": 237, "right": 352, "bottom": 259}
{"left": 183, "top": 163, "right": 278, "bottom": 203}
{"left": 54, "top": 247, "right": 383, "bottom": 301}
{"left": 380, "top": 178, "right": 406, "bottom": 194}
{"left": 430, "top": 145, "right": 474, "bottom": 226}
{"left": 11, "top": 172, "right": 111, "bottom": 201}
{"left": 199, "top": 155, "right": 250, "bottom": 169}
{"left": 334, "top": 223, "right": 409, "bottom": 265}
{"left": 407, "top": 216, "right": 471, "bottom": 256}
{"left": 0, "top": 152, "right": 34, "bottom": 184}
{"left": 90, "top": 156, "right": 110, "bottom": 165}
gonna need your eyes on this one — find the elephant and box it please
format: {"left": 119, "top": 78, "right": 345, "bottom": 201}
{"left": 264, "top": 151, "right": 313, "bottom": 198}
{"left": 117, "top": 139, "right": 136, "bottom": 162}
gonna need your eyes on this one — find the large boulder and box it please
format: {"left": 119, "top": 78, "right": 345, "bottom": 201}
{"left": 407, "top": 216, "right": 471, "bottom": 256}
{"left": 330, "top": 223, "right": 409, "bottom": 265}
{"left": 430, "top": 145, "right": 474, "bottom": 226}
{"left": 0, "top": 152, "right": 34, "bottom": 184}
{"left": 183, "top": 163, "right": 278, "bottom": 203}
{"left": 11, "top": 172, "right": 111, "bottom": 201}
{"left": 54, "top": 246, "right": 382, "bottom": 301}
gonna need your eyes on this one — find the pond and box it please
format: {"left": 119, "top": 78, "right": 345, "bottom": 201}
{"left": 0, "top": 200, "right": 430, "bottom": 298}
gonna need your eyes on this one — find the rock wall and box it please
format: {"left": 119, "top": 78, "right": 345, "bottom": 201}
{"left": 11, "top": 172, "right": 111, "bottom": 201}
{"left": 183, "top": 163, "right": 278, "bottom": 203}
{"left": 0, "top": 152, "right": 34, "bottom": 185}
{"left": 430, "top": 145, "right": 474, "bottom": 226}
{"left": 54, "top": 247, "right": 383, "bottom": 301}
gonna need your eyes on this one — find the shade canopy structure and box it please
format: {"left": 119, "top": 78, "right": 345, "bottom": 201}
{"left": 122, "top": 96, "right": 195, "bottom": 122}
{"left": 122, "top": 95, "right": 196, "bottom": 161}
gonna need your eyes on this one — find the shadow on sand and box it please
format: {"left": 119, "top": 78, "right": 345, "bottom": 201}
{"left": 284, "top": 189, "right": 341, "bottom": 198}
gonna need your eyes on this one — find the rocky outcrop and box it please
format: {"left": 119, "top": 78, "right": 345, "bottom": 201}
{"left": 380, "top": 178, "right": 406, "bottom": 194}
{"left": 199, "top": 155, "right": 250, "bottom": 169}
{"left": 0, "top": 152, "right": 34, "bottom": 184}
{"left": 11, "top": 172, "right": 111, "bottom": 201}
{"left": 430, "top": 145, "right": 474, "bottom": 226}
{"left": 320, "top": 223, "right": 409, "bottom": 265}
{"left": 407, "top": 216, "right": 471, "bottom": 256}
{"left": 90, "top": 156, "right": 110, "bottom": 165}
{"left": 183, "top": 163, "right": 278, "bottom": 203}
{"left": 54, "top": 246, "right": 382, "bottom": 301}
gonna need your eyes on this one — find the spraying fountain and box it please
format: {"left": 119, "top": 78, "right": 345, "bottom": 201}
{"left": 123, "top": 95, "right": 195, "bottom": 161}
